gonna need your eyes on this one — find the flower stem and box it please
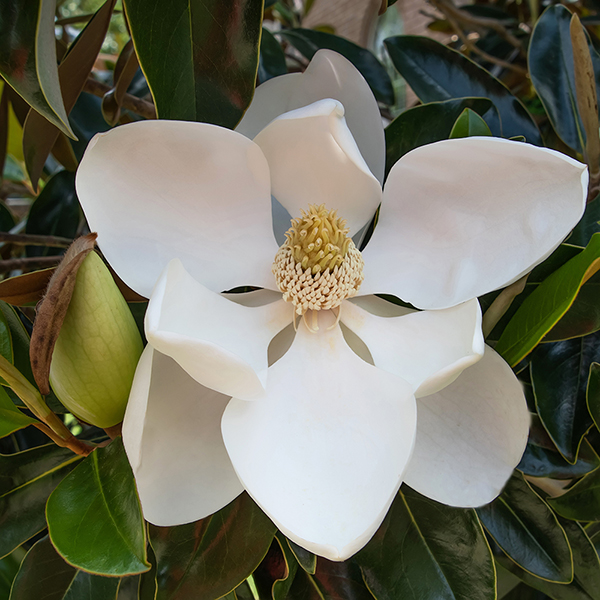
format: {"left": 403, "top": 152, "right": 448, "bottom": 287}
{"left": 0, "top": 354, "right": 93, "bottom": 456}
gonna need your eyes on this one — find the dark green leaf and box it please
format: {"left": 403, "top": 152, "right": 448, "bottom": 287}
{"left": 384, "top": 97, "right": 495, "bottom": 174}
{"left": 544, "top": 272, "right": 600, "bottom": 341}
{"left": 549, "top": 467, "right": 600, "bottom": 521}
{"left": 25, "top": 170, "right": 80, "bottom": 257}
{"left": 0, "top": 547, "right": 25, "bottom": 598}
{"left": 10, "top": 536, "right": 120, "bottom": 600}
{"left": 589, "top": 362, "right": 600, "bottom": 429}
{"left": 0, "top": 385, "right": 36, "bottom": 438}
{"left": 449, "top": 107, "right": 492, "bottom": 138}
{"left": 312, "top": 559, "right": 373, "bottom": 600}
{"left": 497, "top": 517, "right": 600, "bottom": 600}
{"left": 496, "top": 233, "right": 600, "bottom": 366}
{"left": 23, "top": 0, "right": 117, "bottom": 188}
{"left": 0, "top": 202, "right": 16, "bottom": 231}
{"left": 0, "top": 301, "right": 35, "bottom": 387}
{"left": 280, "top": 28, "right": 394, "bottom": 105}
{"left": 47, "top": 438, "right": 149, "bottom": 576}
{"left": 0, "top": 0, "right": 74, "bottom": 137}
{"left": 528, "top": 5, "right": 600, "bottom": 153}
{"left": 124, "top": 0, "right": 263, "bottom": 127}
{"left": 259, "top": 28, "right": 287, "bottom": 83}
{"left": 519, "top": 416, "right": 600, "bottom": 479}
{"left": 384, "top": 35, "right": 541, "bottom": 143}
{"left": 287, "top": 538, "right": 317, "bottom": 575}
{"left": 0, "top": 443, "right": 81, "bottom": 559}
{"left": 530, "top": 333, "right": 599, "bottom": 462}
{"left": 150, "top": 493, "right": 276, "bottom": 600}
{"left": 569, "top": 196, "right": 600, "bottom": 248}
{"left": 477, "top": 473, "right": 572, "bottom": 582}
{"left": 253, "top": 535, "right": 297, "bottom": 600}
{"left": 356, "top": 486, "right": 495, "bottom": 600}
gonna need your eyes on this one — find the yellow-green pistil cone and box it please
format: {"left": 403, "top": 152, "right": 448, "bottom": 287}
{"left": 49, "top": 252, "right": 143, "bottom": 428}
{"left": 272, "top": 204, "right": 364, "bottom": 315}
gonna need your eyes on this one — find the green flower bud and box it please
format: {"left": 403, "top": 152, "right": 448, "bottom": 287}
{"left": 49, "top": 252, "right": 143, "bottom": 428}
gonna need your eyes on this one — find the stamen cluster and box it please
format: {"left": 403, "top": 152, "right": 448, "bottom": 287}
{"left": 272, "top": 205, "right": 364, "bottom": 315}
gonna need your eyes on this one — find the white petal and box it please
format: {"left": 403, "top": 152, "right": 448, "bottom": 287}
{"left": 404, "top": 345, "right": 530, "bottom": 507}
{"left": 123, "top": 346, "right": 242, "bottom": 526}
{"left": 76, "top": 120, "right": 279, "bottom": 298}
{"left": 146, "top": 260, "right": 291, "bottom": 400}
{"left": 361, "top": 137, "right": 588, "bottom": 309}
{"left": 348, "top": 295, "right": 414, "bottom": 317}
{"left": 221, "top": 310, "right": 416, "bottom": 561}
{"left": 341, "top": 299, "right": 484, "bottom": 397}
{"left": 238, "top": 49, "right": 385, "bottom": 183}
{"left": 254, "top": 99, "right": 382, "bottom": 235}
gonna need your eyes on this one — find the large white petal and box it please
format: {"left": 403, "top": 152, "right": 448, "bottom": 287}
{"left": 123, "top": 346, "right": 242, "bottom": 526}
{"left": 341, "top": 299, "right": 484, "bottom": 397}
{"left": 254, "top": 99, "right": 382, "bottom": 235}
{"left": 221, "top": 310, "right": 416, "bottom": 561}
{"left": 76, "top": 119, "right": 279, "bottom": 297}
{"left": 403, "top": 345, "right": 530, "bottom": 507}
{"left": 361, "top": 137, "right": 588, "bottom": 309}
{"left": 237, "top": 49, "right": 385, "bottom": 183}
{"left": 146, "top": 260, "right": 291, "bottom": 400}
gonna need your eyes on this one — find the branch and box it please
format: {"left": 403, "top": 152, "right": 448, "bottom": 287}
{"left": 430, "top": 0, "right": 527, "bottom": 75}
{"left": 0, "top": 256, "right": 62, "bottom": 273}
{"left": 83, "top": 78, "right": 156, "bottom": 120}
{"left": 434, "top": 0, "right": 525, "bottom": 55}
{"left": 0, "top": 232, "right": 73, "bottom": 247}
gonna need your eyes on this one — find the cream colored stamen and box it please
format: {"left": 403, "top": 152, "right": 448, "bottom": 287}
{"left": 272, "top": 204, "right": 364, "bottom": 316}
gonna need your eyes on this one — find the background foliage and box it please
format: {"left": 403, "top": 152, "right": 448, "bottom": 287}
{"left": 1, "top": 0, "right": 600, "bottom": 598}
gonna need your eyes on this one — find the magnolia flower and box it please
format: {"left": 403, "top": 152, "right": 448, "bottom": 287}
{"left": 75, "top": 50, "right": 587, "bottom": 561}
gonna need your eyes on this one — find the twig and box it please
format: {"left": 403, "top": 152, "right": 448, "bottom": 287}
{"left": 0, "top": 233, "right": 73, "bottom": 247}
{"left": 434, "top": 0, "right": 525, "bottom": 55}
{"left": 83, "top": 78, "right": 156, "bottom": 120}
{"left": 0, "top": 256, "right": 62, "bottom": 273}
{"left": 433, "top": 0, "right": 528, "bottom": 76}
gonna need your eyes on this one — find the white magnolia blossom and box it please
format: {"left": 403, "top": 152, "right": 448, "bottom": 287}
{"left": 75, "top": 50, "right": 587, "bottom": 561}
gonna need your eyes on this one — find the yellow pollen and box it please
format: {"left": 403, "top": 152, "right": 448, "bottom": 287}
{"left": 272, "top": 204, "right": 364, "bottom": 316}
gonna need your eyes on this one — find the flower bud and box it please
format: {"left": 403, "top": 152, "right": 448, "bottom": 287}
{"left": 49, "top": 251, "right": 143, "bottom": 428}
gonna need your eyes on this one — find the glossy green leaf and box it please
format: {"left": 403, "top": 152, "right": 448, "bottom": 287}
{"left": 0, "top": 303, "right": 13, "bottom": 367}
{"left": 384, "top": 35, "right": 542, "bottom": 143}
{"left": 496, "top": 233, "right": 600, "bottom": 366}
{"left": 0, "top": 547, "right": 25, "bottom": 598}
{"left": 449, "top": 107, "right": 493, "bottom": 138}
{"left": 549, "top": 467, "right": 600, "bottom": 521}
{"left": 150, "top": 493, "right": 276, "bottom": 600}
{"left": 0, "top": 301, "right": 33, "bottom": 385}
{"left": 10, "top": 536, "right": 120, "bottom": 600}
{"left": 0, "top": 0, "right": 74, "bottom": 137}
{"left": 528, "top": 5, "right": 600, "bottom": 153}
{"left": 253, "top": 535, "right": 298, "bottom": 600}
{"left": 518, "top": 416, "right": 600, "bottom": 479}
{"left": 280, "top": 28, "right": 394, "bottom": 105}
{"left": 23, "top": 0, "right": 116, "bottom": 189}
{"left": 124, "top": 0, "right": 263, "bottom": 127}
{"left": 312, "top": 559, "right": 373, "bottom": 600}
{"left": 477, "top": 473, "right": 573, "bottom": 582}
{"left": 544, "top": 272, "right": 600, "bottom": 341}
{"left": 258, "top": 28, "right": 287, "bottom": 83}
{"left": 530, "top": 333, "right": 599, "bottom": 462}
{"left": 25, "top": 170, "right": 81, "bottom": 257}
{"left": 497, "top": 517, "right": 600, "bottom": 599}
{"left": 385, "top": 97, "right": 495, "bottom": 174}
{"left": 0, "top": 443, "right": 80, "bottom": 559}
{"left": 356, "top": 486, "right": 495, "bottom": 600}
{"left": 588, "top": 362, "right": 600, "bottom": 428}
{"left": 569, "top": 196, "right": 600, "bottom": 248}
{"left": 0, "top": 385, "right": 36, "bottom": 438}
{"left": 287, "top": 538, "right": 317, "bottom": 575}
{"left": 47, "top": 437, "right": 149, "bottom": 576}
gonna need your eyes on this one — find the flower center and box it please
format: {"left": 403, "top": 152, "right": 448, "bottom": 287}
{"left": 272, "top": 204, "right": 364, "bottom": 316}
